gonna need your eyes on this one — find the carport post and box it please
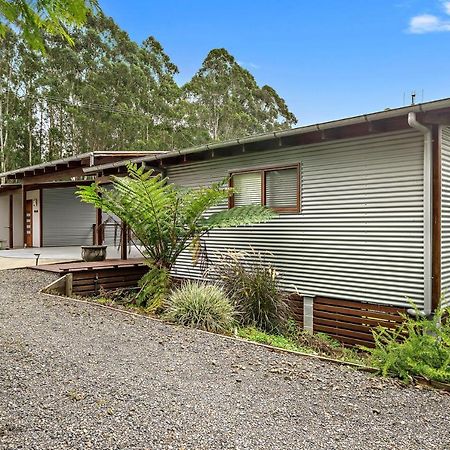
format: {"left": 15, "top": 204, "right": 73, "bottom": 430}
{"left": 120, "top": 221, "right": 128, "bottom": 260}
{"left": 95, "top": 207, "right": 103, "bottom": 245}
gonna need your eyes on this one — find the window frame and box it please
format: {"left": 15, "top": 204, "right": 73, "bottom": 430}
{"left": 228, "top": 163, "right": 301, "bottom": 213}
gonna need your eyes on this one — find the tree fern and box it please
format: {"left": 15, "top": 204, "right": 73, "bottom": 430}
{"left": 77, "top": 164, "right": 276, "bottom": 309}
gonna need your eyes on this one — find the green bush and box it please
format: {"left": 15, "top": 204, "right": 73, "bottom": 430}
{"left": 367, "top": 305, "right": 450, "bottom": 383}
{"left": 214, "top": 249, "right": 288, "bottom": 332}
{"left": 164, "top": 281, "right": 235, "bottom": 333}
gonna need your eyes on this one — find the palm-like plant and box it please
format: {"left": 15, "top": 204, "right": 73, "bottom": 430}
{"left": 77, "top": 164, "right": 276, "bottom": 309}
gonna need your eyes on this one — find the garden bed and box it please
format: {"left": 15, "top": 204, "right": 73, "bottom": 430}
{"left": 41, "top": 283, "right": 450, "bottom": 392}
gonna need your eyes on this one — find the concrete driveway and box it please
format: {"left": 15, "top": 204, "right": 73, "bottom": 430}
{"left": 0, "top": 246, "right": 143, "bottom": 270}
{"left": 0, "top": 247, "right": 78, "bottom": 270}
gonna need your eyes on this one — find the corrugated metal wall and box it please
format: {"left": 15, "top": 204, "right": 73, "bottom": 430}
{"left": 441, "top": 127, "right": 450, "bottom": 308}
{"left": 42, "top": 187, "right": 95, "bottom": 246}
{"left": 0, "top": 194, "right": 9, "bottom": 244}
{"left": 168, "top": 129, "right": 425, "bottom": 308}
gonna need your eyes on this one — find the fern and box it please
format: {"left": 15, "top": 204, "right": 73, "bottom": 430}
{"left": 367, "top": 304, "right": 450, "bottom": 383}
{"left": 77, "top": 164, "right": 276, "bottom": 308}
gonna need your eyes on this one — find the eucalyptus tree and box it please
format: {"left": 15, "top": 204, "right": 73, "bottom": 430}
{"left": 183, "top": 48, "right": 297, "bottom": 142}
{"left": 0, "top": 16, "right": 298, "bottom": 173}
{"left": 0, "top": 0, "right": 98, "bottom": 52}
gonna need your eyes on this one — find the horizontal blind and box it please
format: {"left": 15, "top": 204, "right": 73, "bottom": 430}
{"left": 266, "top": 167, "right": 298, "bottom": 208}
{"left": 233, "top": 172, "right": 262, "bottom": 206}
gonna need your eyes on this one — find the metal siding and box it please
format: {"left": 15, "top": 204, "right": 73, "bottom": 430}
{"left": 42, "top": 187, "right": 95, "bottom": 246}
{"left": 0, "top": 194, "right": 9, "bottom": 243}
{"left": 168, "top": 129, "right": 425, "bottom": 308}
{"left": 441, "top": 127, "right": 450, "bottom": 307}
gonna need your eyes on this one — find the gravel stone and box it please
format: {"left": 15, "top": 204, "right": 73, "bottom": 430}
{"left": 1, "top": 268, "right": 449, "bottom": 449}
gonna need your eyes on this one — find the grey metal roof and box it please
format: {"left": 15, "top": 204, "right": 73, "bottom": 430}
{"left": 83, "top": 96, "right": 450, "bottom": 175}
{"left": 0, "top": 151, "right": 166, "bottom": 178}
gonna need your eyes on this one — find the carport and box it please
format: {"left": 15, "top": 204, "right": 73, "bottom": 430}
{"left": 0, "top": 151, "right": 159, "bottom": 258}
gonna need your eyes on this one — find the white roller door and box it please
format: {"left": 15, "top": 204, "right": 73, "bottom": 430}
{"left": 42, "top": 187, "right": 95, "bottom": 246}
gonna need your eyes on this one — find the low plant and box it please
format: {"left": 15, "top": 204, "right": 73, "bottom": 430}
{"left": 214, "top": 249, "right": 288, "bottom": 332}
{"left": 237, "top": 327, "right": 308, "bottom": 353}
{"left": 164, "top": 281, "right": 235, "bottom": 333}
{"left": 366, "top": 305, "right": 450, "bottom": 383}
{"left": 296, "top": 331, "right": 364, "bottom": 364}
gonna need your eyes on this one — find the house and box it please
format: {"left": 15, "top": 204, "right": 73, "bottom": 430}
{"left": 2, "top": 98, "right": 450, "bottom": 345}
{"left": 0, "top": 151, "right": 161, "bottom": 252}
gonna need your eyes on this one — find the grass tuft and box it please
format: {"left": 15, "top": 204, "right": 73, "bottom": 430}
{"left": 164, "top": 281, "right": 235, "bottom": 333}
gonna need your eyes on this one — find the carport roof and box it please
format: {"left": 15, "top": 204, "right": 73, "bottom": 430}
{"left": 0, "top": 151, "right": 165, "bottom": 181}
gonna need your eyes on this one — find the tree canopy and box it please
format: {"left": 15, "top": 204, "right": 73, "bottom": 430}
{"left": 0, "top": 0, "right": 98, "bottom": 51}
{"left": 0, "top": 13, "right": 297, "bottom": 173}
{"left": 184, "top": 49, "right": 297, "bottom": 142}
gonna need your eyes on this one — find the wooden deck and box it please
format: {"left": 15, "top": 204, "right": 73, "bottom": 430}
{"left": 33, "top": 258, "right": 145, "bottom": 273}
{"left": 35, "top": 258, "right": 147, "bottom": 296}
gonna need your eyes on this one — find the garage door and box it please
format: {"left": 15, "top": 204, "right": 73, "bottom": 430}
{"left": 42, "top": 187, "right": 95, "bottom": 246}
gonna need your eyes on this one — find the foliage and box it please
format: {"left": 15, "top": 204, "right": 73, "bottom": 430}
{"left": 0, "top": 0, "right": 98, "bottom": 51}
{"left": 77, "top": 165, "right": 276, "bottom": 309}
{"left": 296, "top": 330, "right": 363, "bottom": 364}
{"left": 184, "top": 48, "right": 297, "bottom": 142}
{"left": 367, "top": 305, "right": 450, "bottom": 383}
{"left": 214, "top": 249, "right": 288, "bottom": 332}
{"left": 237, "top": 325, "right": 364, "bottom": 364}
{"left": 237, "top": 327, "right": 307, "bottom": 353}
{"left": 164, "top": 281, "right": 235, "bottom": 333}
{"left": 0, "top": 19, "right": 297, "bottom": 174}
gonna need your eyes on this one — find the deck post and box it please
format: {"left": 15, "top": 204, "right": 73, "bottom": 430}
{"left": 65, "top": 273, "right": 73, "bottom": 297}
{"left": 303, "top": 296, "right": 314, "bottom": 333}
{"left": 121, "top": 221, "right": 128, "bottom": 260}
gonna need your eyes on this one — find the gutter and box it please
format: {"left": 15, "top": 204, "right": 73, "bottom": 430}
{"left": 408, "top": 112, "right": 433, "bottom": 316}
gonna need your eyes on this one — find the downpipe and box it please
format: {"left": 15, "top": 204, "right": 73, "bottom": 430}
{"left": 408, "top": 112, "right": 433, "bottom": 317}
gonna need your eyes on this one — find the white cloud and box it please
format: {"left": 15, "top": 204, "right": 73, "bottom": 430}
{"left": 408, "top": 13, "right": 450, "bottom": 33}
{"left": 443, "top": 1, "right": 450, "bottom": 15}
{"left": 407, "top": 1, "right": 450, "bottom": 33}
{"left": 237, "top": 60, "right": 260, "bottom": 70}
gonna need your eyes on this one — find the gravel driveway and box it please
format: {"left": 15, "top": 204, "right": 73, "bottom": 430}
{"left": 1, "top": 269, "right": 449, "bottom": 450}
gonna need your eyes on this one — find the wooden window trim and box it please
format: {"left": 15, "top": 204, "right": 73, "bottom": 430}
{"left": 228, "top": 163, "right": 301, "bottom": 213}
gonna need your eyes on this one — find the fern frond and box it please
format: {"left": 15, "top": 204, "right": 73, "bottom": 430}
{"left": 201, "top": 205, "right": 276, "bottom": 230}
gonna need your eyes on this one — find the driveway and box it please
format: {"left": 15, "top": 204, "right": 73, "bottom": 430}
{"left": 0, "top": 246, "right": 143, "bottom": 270}
{"left": 0, "top": 269, "right": 449, "bottom": 450}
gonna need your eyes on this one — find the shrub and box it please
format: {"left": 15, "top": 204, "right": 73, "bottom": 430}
{"left": 164, "top": 281, "right": 235, "bottom": 333}
{"left": 214, "top": 249, "right": 288, "bottom": 332}
{"left": 367, "top": 305, "right": 450, "bottom": 383}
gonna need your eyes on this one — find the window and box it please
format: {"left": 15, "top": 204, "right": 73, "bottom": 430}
{"left": 229, "top": 164, "right": 300, "bottom": 213}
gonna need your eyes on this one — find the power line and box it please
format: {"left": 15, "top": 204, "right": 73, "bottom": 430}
{"left": 16, "top": 93, "right": 199, "bottom": 148}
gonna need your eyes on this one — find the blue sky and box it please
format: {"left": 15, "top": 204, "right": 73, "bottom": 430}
{"left": 101, "top": 0, "right": 450, "bottom": 125}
